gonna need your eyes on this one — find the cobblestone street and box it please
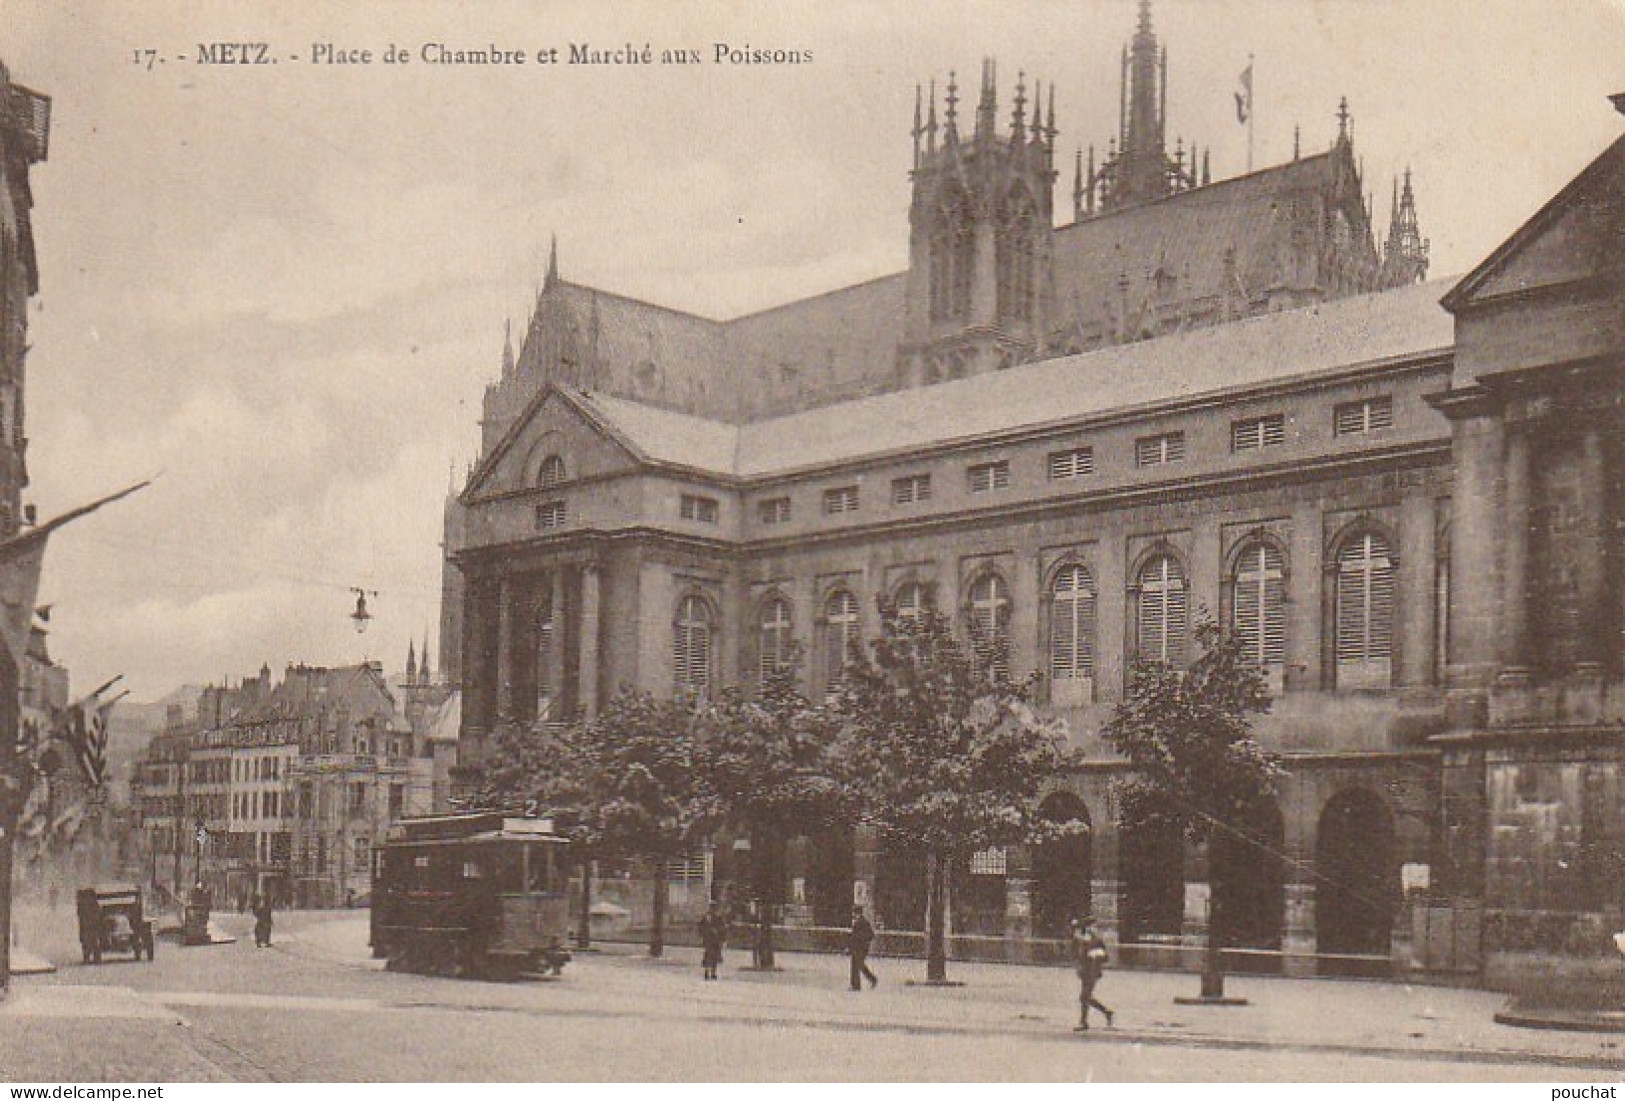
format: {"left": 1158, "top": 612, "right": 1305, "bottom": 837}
{"left": 2, "top": 907, "right": 1619, "bottom": 1081}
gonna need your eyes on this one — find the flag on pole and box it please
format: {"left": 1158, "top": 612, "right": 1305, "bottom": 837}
{"left": 0, "top": 481, "right": 148, "bottom": 672}
{"left": 1234, "top": 62, "right": 1253, "bottom": 125}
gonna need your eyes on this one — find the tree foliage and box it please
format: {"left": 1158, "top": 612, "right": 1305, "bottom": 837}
{"left": 1103, "top": 615, "right": 1281, "bottom": 843}
{"left": 837, "top": 590, "right": 1070, "bottom": 980}
{"left": 693, "top": 666, "right": 851, "bottom": 838}
{"left": 839, "top": 593, "right": 1069, "bottom": 853}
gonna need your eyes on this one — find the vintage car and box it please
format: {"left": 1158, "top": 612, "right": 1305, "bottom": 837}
{"left": 76, "top": 885, "right": 157, "bottom": 963}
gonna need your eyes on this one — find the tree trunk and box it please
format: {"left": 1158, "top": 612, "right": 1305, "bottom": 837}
{"left": 925, "top": 849, "right": 949, "bottom": 983}
{"left": 650, "top": 866, "right": 667, "bottom": 958}
{"left": 754, "top": 824, "right": 776, "bottom": 970}
{"left": 1200, "top": 924, "right": 1226, "bottom": 999}
{"left": 576, "top": 853, "right": 593, "bottom": 949}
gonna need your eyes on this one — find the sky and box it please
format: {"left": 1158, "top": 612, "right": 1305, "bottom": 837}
{"left": 2, "top": 0, "right": 1623, "bottom": 702}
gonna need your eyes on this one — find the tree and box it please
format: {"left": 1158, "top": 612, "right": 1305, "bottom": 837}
{"left": 693, "top": 666, "right": 851, "bottom": 970}
{"left": 1102, "top": 614, "right": 1281, "bottom": 1003}
{"left": 589, "top": 687, "right": 705, "bottom": 958}
{"left": 837, "top": 590, "right": 1070, "bottom": 984}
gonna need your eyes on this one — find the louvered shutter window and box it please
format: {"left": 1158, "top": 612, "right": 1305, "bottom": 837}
{"left": 535, "top": 454, "right": 566, "bottom": 487}
{"left": 674, "top": 595, "right": 712, "bottom": 696}
{"left": 1334, "top": 396, "right": 1394, "bottom": 436}
{"left": 969, "top": 574, "right": 1011, "bottom": 678}
{"left": 1232, "top": 414, "right": 1286, "bottom": 453}
{"left": 1336, "top": 532, "right": 1395, "bottom": 688}
{"left": 824, "top": 590, "right": 860, "bottom": 696}
{"left": 894, "top": 582, "right": 927, "bottom": 623}
{"left": 1048, "top": 447, "right": 1094, "bottom": 480}
{"left": 759, "top": 598, "right": 793, "bottom": 680}
{"left": 1137, "top": 554, "right": 1188, "bottom": 664}
{"left": 968, "top": 461, "right": 1010, "bottom": 493}
{"left": 1050, "top": 565, "right": 1096, "bottom": 681}
{"left": 1233, "top": 541, "right": 1286, "bottom": 672}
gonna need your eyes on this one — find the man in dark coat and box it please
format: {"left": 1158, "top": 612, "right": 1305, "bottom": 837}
{"left": 848, "top": 905, "right": 878, "bottom": 991}
{"left": 1070, "top": 918, "right": 1114, "bottom": 1030}
{"left": 698, "top": 902, "right": 727, "bottom": 980}
{"left": 251, "top": 890, "right": 274, "bottom": 948}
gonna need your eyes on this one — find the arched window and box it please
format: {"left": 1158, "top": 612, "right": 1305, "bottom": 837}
{"left": 1233, "top": 540, "right": 1286, "bottom": 685}
{"left": 968, "top": 573, "right": 1011, "bottom": 678}
{"left": 674, "top": 595, "right": 713, "bottom": 697}
{"left": 1136, "top": 553, "right": 1188, "bottom": 665}
{"left": 930, "top": 188, "right": 972, "bottom": 322}
{"left": 759, "top": 596, "right": 793, "bottom": 681}
{"left": 823, "top": 589, "right": 861, "bottom": 697}
{"left": 894, "top": 581, "right": 928, "bottom": 624}
{"left": 996, "top": 192, "right": 1036, "bottom": 322}
{"left": 1050, "top": 564, "right": 1096, "bottom": 704}
{"left": 534, "top": 454, "right": 566, "bottom": 488}
{"left": 1335, "top": 531, "right": 1395, "bottom": 688}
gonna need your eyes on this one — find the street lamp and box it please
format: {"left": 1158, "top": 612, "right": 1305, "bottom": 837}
{"left": 349, "top": 588, "right": 377, "bottom": 634}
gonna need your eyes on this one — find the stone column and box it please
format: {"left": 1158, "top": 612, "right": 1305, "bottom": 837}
{"left": 495, "top": 576, "right": 515, "bottom": 723}
{"left": 1574, "top": 423, "right": 1608, "bottom": 672}
{"left": 1398, "top": 492, "right": 1438, "bottom": 687}
{"left": 1443, "top": 405, "right": 1503, "bottom": 727}
{"left": 546, "top": 569, "right": 567, "bottom": 719}
{"left": 1496, "top": 425, "right": 1531, "bottom": 682}
{"left": 578, "top": 563, "right": 602, "bottom": 719}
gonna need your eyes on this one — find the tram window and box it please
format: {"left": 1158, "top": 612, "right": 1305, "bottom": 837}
{"left": 494, "top": 848, "right": 524, "bottom": 893}
{"left": 462, "top": 860, "right": 483, "bottom": 879}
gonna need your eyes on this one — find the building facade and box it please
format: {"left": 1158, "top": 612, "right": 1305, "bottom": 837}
{"left": 134, "top": 660, "right": 444, "bottom": 908}
{"left": 444, "top": 5, "right": 1623, "bottom": 985}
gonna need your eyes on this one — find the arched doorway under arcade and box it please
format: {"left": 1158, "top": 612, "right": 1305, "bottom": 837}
{"left": 1117, "top": 798, "right": 1184, "bottom": 944}
{"left": 1207, "top": 793, "right": 1287, "bottom": 971}
{"left": 1031, "top": 791, "right": 1093, "bottom": 938}
{"left": 1315, "top": 787, "right": 1400, "bottom": 965}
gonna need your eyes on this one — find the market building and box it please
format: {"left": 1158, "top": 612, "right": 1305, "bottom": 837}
{"left": 442, "top": 3, "right": 1624, "bottom": 986}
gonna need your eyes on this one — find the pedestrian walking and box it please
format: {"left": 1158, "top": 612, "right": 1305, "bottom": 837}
{"left": 251, "top": 890, "right": 274, "bottom": 949}
{"left": 698, "top": 902, "right": 727, "bottom": 980}
{"left": 1070, "top": 917, "right": 1114, "bottom": 1030}
{"left": 848, "top": 905, "right": 878, "bottom": 991}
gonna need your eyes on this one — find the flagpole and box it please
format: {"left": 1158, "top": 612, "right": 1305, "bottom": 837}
{"left": 1247, "top": 53, "right": 1255, "bottom": 174}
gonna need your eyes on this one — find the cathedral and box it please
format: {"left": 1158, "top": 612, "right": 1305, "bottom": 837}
{"left": 441, "top": 1, "right": 1625, "bottom": 988}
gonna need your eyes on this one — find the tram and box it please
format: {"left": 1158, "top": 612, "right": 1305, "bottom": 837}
{"left": 370, "top": 811, "right": 573, "bottom": 980}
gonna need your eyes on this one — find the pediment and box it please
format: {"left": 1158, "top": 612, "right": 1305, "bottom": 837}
{"left": 463, "top": 387, "right": 640, "bottom": 501}
{"left": 1445, "top": 135, "right": 1625, "bottom": 311}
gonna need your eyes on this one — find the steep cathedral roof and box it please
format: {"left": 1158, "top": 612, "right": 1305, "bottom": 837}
{"left": 1051, "top": 149, "right": 1349, "bottom": 340}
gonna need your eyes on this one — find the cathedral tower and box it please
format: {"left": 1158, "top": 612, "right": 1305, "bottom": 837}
{"left": 1078, "top": 0, "right": 1200, "bottom": 217}
{"left": 900, "top": 61, "right": 1058, "bottom": 383}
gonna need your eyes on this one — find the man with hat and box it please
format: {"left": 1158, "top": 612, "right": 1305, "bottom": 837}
{"left": 1070, "top": 917, "right": 1114, "bottom": 1030}
{"left": 848, "top": 905, "right": 878, "bottom": 991}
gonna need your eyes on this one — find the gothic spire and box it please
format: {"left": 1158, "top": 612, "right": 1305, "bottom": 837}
{"left": 1011, "top": 71, "right": 1027, "bottom": 142}
{"left": 975, "top": 58, "right": 998, "bottom": 141}
{"left": 913, "top": 84, "right": 923, "bottom": 166}
{"left": 501, "top": 319, "right": 515, "bottom": 378}
{"left": 1380, "top": 166, "right": 1429, "bottom": 287}
{"left": 926, "top": 79, "right": 938, "bottom": 154}
{"left": 421, "top": 631, "right": 431, "bottom": 683}
{"left": 545, "top": 233, "right": 559, "bottom": 288}
{"left": 1073, "top": 149, "right": 1084, "bottom": 219}
{"left": 944, "top": 70, "right": 959, "bottom": 144}
{"left": 1336, "top": 96, "right": 1351, "bottom": 146}
{"left": 406, "top": 639, "right": 417, "bottom": 680}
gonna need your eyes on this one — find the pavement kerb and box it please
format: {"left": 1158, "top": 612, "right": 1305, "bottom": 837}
{"left": 271, "top": 914, "right": 1625, "bottom": 1072}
